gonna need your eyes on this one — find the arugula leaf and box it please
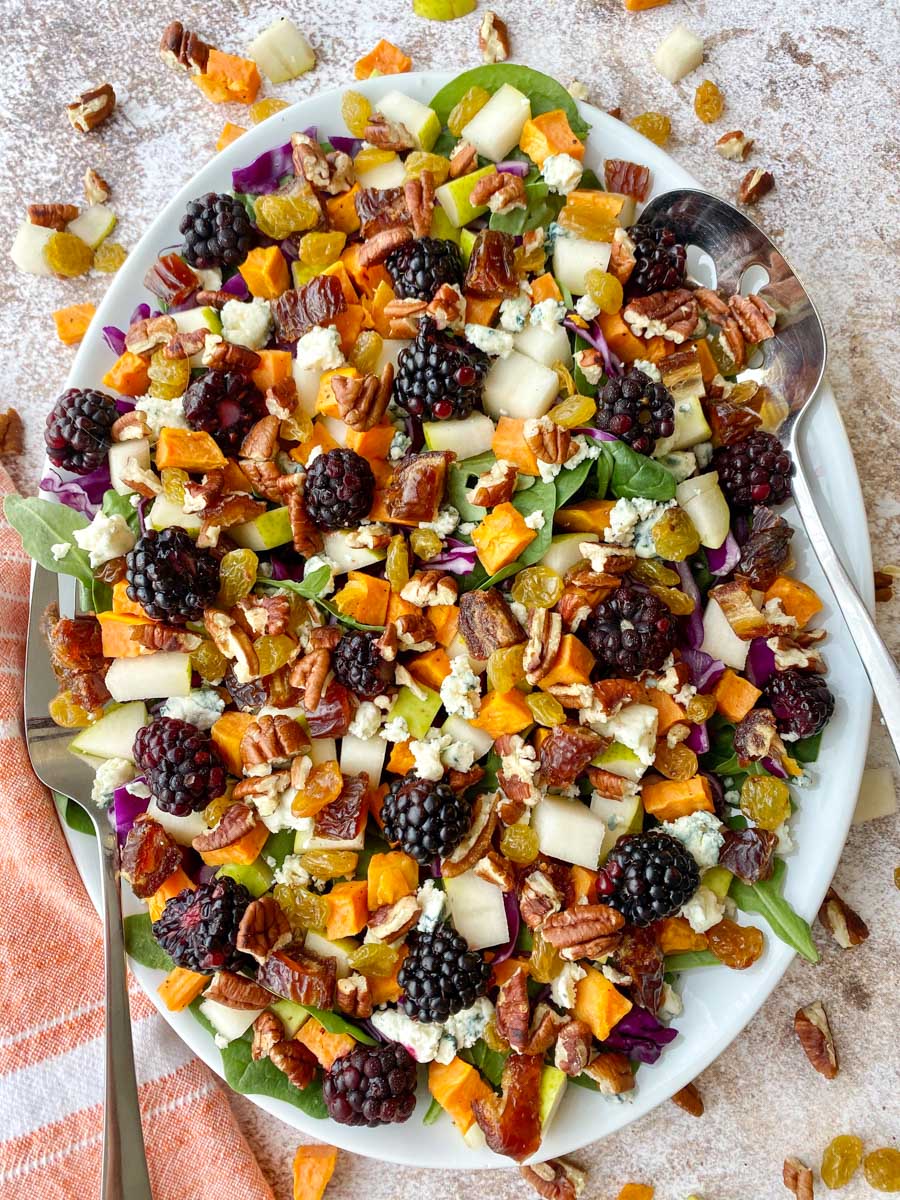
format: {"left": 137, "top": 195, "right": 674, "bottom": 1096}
{"left": 65, "top": 797, "right": 96, "bottom": 837}
{"left": 554, "top": 456, "right": 593, "bottom": 509}
{"left": 102, "top": 488, "right": 140, "bottom": 534}
{"left": 264, "top": 564, "right": 332, "bottom": 600}
{"left": 729, "top": 858, "right": 819, "bottom": 964}
{"left": 430, "top": 65, "right": 591, "bottom": 139}
{"left": 664, "top": 950, "right": 720, "bottom": 970}
{"left": 460, "top": 1039, "right": 508, "bottom": 1086}
{"left": 605, "top": 441, "right": 677, "bottom": 501}
{"left": 124, "top": 913, "right": 174, "bottom": 972}
{"left": 218, "top": 1028, "right": 328, "bottom": 1117}
{"left": 263, "top": 828, "right": 295, "bottom": 870}
{"left": 423, "top": 1097, "right": 444, "bottom": 1126}
{"left": 3, "top": 495, "right": 93, "bottom": 586}
{"left": 302, "top": 1006, "right": 377, "bottom": 1045}
{"left": 512, "top": 477, "right": 556, "bottom": 566}
{"left": 490, "top": 180, "right": 564, "bottom": 235}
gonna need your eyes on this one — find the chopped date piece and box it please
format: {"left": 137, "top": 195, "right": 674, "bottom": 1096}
{"left": 604, "top": 158, "right": 651, "bottom": 202}
{"left": 457, "top": 588, "right": 524, "bottom": 660}
{"left": 385, "top": 451, "right": 452, "bottom": 525}
{"left": 706, "top": 398, "right": 762, "bottom": 447}
{"left": 718, "top": 826, "right": 777, "bottom": 883}
{"left": 272, "top": 274, "right": 346, "bottom": 341}
{"left": 464, "top": 229, "right": 519, "bottom": 298}
{"left": 120, "top": 817, "right": 183, "bottom": 899}
{"left": 539, "top": 724, "right": 605, "bottom": 787}
{"left": 355, "top": 186, "right": 410, "bottom": 238}
{"left": 613, "top": 927, "right": 665, "bottom": 1014}
{"left": 314, "top": 773, "right": 369, "bottom": 843}
{"left": 303, "top": 681, "right": 353, "bottom": 737}
{"left": 256, "top": 946, "right": 337, "bottom": 1008}
{"left": 143, "top": 253, "right": 199, "bottom": 307}
{"left": 736, "top": 506, "right": 794, "bottom": 590}
{"left": 472, "top": 1052, "right": 543, "bottom": 1162}
{"left": 42, "top": 605, "right": 111, "bottom": 711}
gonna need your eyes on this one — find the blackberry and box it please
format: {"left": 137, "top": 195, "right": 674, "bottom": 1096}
{"left": 596, "top": 368, "right": 675, "bottom": 455}
{"left": 584, "top": 584, "right": 677, "bottom": 678}
{"left": 764, "top": 669, "right": 834, "bottom": 739}
{"left": 626, "top": 222, "right": 687, "bottom": 296}
{"left": 303, "top": 448, "right": 375, "bottom": 531}
{"left": 323, "top": 1043, "right": 417, "bottom": 1127}
{"left": 604, "top": 831, "right": 700, "bottom": 927}
{"left": 44, "top": 387, "right": 117, "bottom": 475}
{"left": 399, "top": 923, "right": 491, "bottom": 1023}
{"left": 713, "top": 431, "right": 792, "bottom": 509}
{"left": 179, "top": 191, "right": 259, "bottom": 270}
{"left": 332, "top": 630, "right": 392, "bottom": 700}
{"left": 385, "top": 237, "right": 464, "bottom": 302}
{"left": 394, "top": 318, "right": 490, "bottom": 421}
{"left": 382, "top": 775, "right": 471, "bottom": 866}
{"left": 125, "top": 527, "right": 220, "bottom": 623}
{"left": 183, "top": 369, "right": 266, "bottom": 456}
{"left": 133, "top": 716, "right": 228, "bottom": 816}
{"left": 152, "top": 875, "right": 253, "bottom": 973}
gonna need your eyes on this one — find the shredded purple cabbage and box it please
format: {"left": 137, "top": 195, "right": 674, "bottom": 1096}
{"left": 129, "top": 302, "right": 152, "bottom": 325}
{"left": 745, "top": 638, "right": 777, "bottom": 688}
{"left": 269, "top": 552, "right": 305, "bottom": 582}
{"left": 600, "top": 1005, "right": 678, "bottom": 1065}
{"left": 564, "top": 316, "right": 621, "bottom": 378}
{"left": 329, "top": 134, "right": 363, "bottom": 157}
{"left": 491, "top": 892, "right": 522, "bottom": 966}
{"left": 427, "top": 540, "right": 478, "bottom": 574}
{"left": 115, "top": 397, "right": 136, "bottom": 414}
{"left": 221, "top": 272, "right": 250, "bottom": 300}
{"left": 40, "top": 464, "right": 111, "bottom": 517}
{"left": 675, "top": 561, "right": 705, "bottom": 649}
{"left": 113, "top": 777, "right": 149, "bottom": 846}
{"left": 279, "top": 236, "right": 301, "bottom": 262}
{"left": 495, "top": 159, "right": 530, "bottom": 177}
{"left": 430, "top": 857, "right": 442, "bottom": 878}
{"left": 360, "top": 1018, "right": 387, "bottom": 1043}
{"left": 102, "top": 325, "right": 127, "bottom": 355}
{"left": 686, "top": 720, "right": 710, "bottom": 753}
{"left": 232, "top": 127, "right": 316, "bottom": 195}
{"left": 707, "top": 531, "right": 740, "bottom": 576}
{"left": 575, "top": 427, "right": 617, "bottom": 442}
{"left": 762, "top": 755, "right": 788, "bottom": 779}
{"left": 680, "top": 646, "right": 726, "bottom": 692}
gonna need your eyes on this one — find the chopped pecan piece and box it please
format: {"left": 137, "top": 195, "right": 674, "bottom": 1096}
{"left": 279, "top": 477, "right": 324, "bottom": 558}
{"left": 474, "top": 850, "right": 516, "bottom": 892}
{"left": 794, "top": 1001, "right": 838, "bottom": 1079}
{"left": 426, "top": 283, "right": 465, "bottom": 331}
{"left": 367, "top": 895, "right": 420, "bottom": 943}
{"left": 541, "top": 904, "right": 625, "bottom": 961}
{"left": 496, "top": 967, "right": 531, "bottom": 1052}
{"left": 192, "top": 803, "right": 258, "bottom": 854}
{"left": 159, "top": 19, "right": 210, "bottom": 74}
{"left": 457, "top": 588, "right": 524, "bottom": 659}
{"left": 204, "top": 969, "right": 274, "bottom": 1011}
{"left": 729, "top": 293, "right": 776, "bottom": 342}
{"left": 524, "top": 416, "right": 576, "bottom": 466}
{"left": 131, "top": 623, "right": 199, "bottom": 652}
{"left": 469, "top": 170, "right": 527, "bottom": 215}
{"left": 290, "top": 132, "right": 331, "bottom": 189}
{"left": 554, "top": 1020, "right": 593, "bottom": 1078}
{"left": 467, "top": 459, "right": 518, "bottom": 508}
{"left": 520, "top": 868, "right": 563, "bottom": 930}
{"left": 716, "top": 130, "right": 753, "bottom": 161}
{"left": 739, "top": 167, "right": 775, "bottom": 205}
{"left": 336, "top": 973, "right": 374, "bottom": 1019}
{"left": 581, "top": 1051, "right": 634, "bottom": 1094}
{"left": 449, "top": 140, "right": 478, "bottom": 179}
{"left": 241, "top": 459, "right": 284, "bottom": 502}
{"left": 523, "top": 608, "right": 563, "bottom": 685}
{"left": 240, "top": 415, "right": 280, "bottom": 460}
{"left": 608, "top": 227, "right": 636, "bottom": 286}
{"left": 400, "top": 570, "right": 458, "bottom": 607}
{"left": 693, "top": 286, "right": 730, "bottom": 321}
{"left": 269, "top": 1038, "right": 318, "bottom": 1089}
{"left": 441, "top": 791, "right": 498, "bottom": 878}
{"left": 241, "top": 713, "right": 309, "bottom": 769}
{"left": 623, "top": 288, "right": 699, "bottom": 344}
{"left": 520, "top": 1161, "right": 585, "bottom": 1200}
{"left": 27, "top": 203, "right": 79, "bottom": 230}
{"left": 783, "top": 1157, "right": 814, "bottom": 1200}
{"left": 671, "top": 1080, "right": 704, "bottom": 1117}
{"left": 235, "top": 593, "right": 292, "bottom": 638}
{"left": 125, "top": 314, "right": 178, "bottom": 356}
{"left": 383, "top": 297, "right": 427, "bottom": 338}
{"left": 289, "top": 647, "right": 331, "bottom": 712}
{"left": 479, "top": 10, "right": 511, "bottom": 62}
{"left": 66, "top": 83, "right": 116, "bottom": 133}
{"left": 83, "top": 167, "right": 111, "bottom": 205}
{"left": 817, "top": 886, "right": 869, "bottom": 949}
{"left": 204, "top": 341, "right": 261, "bottom": 373}
{"left": 163, "top": 328, "right": 209, "bottom": 361}
{"left": 237, "top": 895, "right": 293, "bottom": 963}
{"left": 718, "top": 317, "right": 746, "bottom": 369}
{"left": 404, "top": 171, "right": 435, "bottom": 239}
{"left": 111, "top": 410, "right": 151, "bottom": 443}
{"left": 363, "top": 113, "right": 415, "bottom": 151}
{"left": 358, "top": 225, "right": 414, "bottom": 267}
{"left": 332, "top": 365, "right": 393, "bottom": 430}
{"left": 251, "top": 1010, "right": 284, "bottom": 1060}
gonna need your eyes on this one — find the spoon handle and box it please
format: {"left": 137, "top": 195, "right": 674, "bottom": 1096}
{"left": 791, "top": 457, "right": 900, "bottom": 761}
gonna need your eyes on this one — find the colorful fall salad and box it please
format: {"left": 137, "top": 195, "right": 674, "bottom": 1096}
{"left": 9, "top": 64, "right": 836, "bottom": 1159}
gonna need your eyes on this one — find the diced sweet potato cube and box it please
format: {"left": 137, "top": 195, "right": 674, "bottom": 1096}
{"left": 641, "top": 775, "right": 714, "bottom": 822}
{"left": 324, "top": 880, "right": 369, "bottom": 940}
{"left": 763, "top": 576, "right": 823, "bottom": 628}
{"left": 97, "top": 612, "right": 154, "bottom": 658}
{"left": 195, "top": 48, "right": 261, "bottom": 105}
{"left": 645, "top": 688, "right": 686, "bottom": 734}
{"left": 386, "top": 740, "right": 415, "bottom": 775}
{"left": 574, "top": 965, "right": 633, "bottom": 1041}
{"left": 102, "top": 350, "right": 150, "bottom": 396}
{"left": 471, "top": 689, "right": 533, "bottom": 738}
{"left": 52, "top": 302, "right": 96, "bottom": 345}
{"left": 471, "top": 502, "right": 537, "bottom": 576}
{"left": 292, "top": 1143, "right": 338, "bottom": 1200}
{"left": 428, "top": 1057, "right": 494, "bottom": 1134}
{"left": 147, "top": 867, "right": 195, "bottom": 922}
{"left": 537, "top": 634, "right": 595, "bottom": 689}
{"left": 251, "top": 349, "right": 293, "bottom": 392}
{"left": 407, "top": 647, "right": 451, "bottom": 691}
{"left": 713, "top": 669, "right": 762, "bottom": 722}
{"left": 331, "top": 572, "right": 390, "bottom": 627}
{"left": 326, "top": 184, "right": 361, "bottom": 234}
{"left": 158, "top": 966, "right": 208, "bottom": 1012}
{"left": 216, "top": 122, "right": 246, "bottom": 150}
{"left": 212, "top": 711, "right": 256, "bottom": 775}
{"left": 464, "top": 294, "right": 502, "bottom": 328}
{"left": 519, "top": 109, "right": 585, "bottom": 167}
{"left": 354, "top": 39, "right": 411, "bottom": 80}
{"left": 155, "top": 428, "right": 226, "bottom": 471}
{"left": 239, "top": 245, "right": 290, "bottom": 299}
{"left": 657, "top": 916, "right": 709, "bottom": 954}
{"left": 429, "top": 604, "right": 459, "bottom": 647}
{"left": 199, "top": 822, "right": 268, "bottom": 867}
{"left": 530, "top": 273, "right": 562, "bottom": 304}
{"left": 367, "top": 850, "right": 418, "bottom": 908}
{"left": 491, "top": 416, "right": 540, "bottom": 476}
{"left": 554, "top": 499, "right": 615, "bottom": 533}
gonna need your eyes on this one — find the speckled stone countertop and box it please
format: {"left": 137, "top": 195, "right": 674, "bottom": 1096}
{"left": 1, "top": 2, "right": 898, "bottom": 1196}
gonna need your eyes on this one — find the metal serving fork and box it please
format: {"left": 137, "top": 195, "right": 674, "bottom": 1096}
{"left": 640, "top": 188, "right": 900, "bottom": 759}
{"left": 24, "top": 564, "right": 154, "bottom": 1200}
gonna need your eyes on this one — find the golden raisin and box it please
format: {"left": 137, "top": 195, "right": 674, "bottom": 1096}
{"left": 864, "top": 1148, "right": 900, "bottom": 1192}
{"left": 410, "top": 529, "right": 443, "bottom": 560}
{"left": 404, "top": 151, "right": 451, "bottom": 186}
{"left": 629, "top": 112, "right": 671, "bottom": 147}
{"left": 385, "top": 534, "right": 410, "bottom": 592}
{"left": 487, "top": 644, "right": 527, "bottom": 693}
{"left": 250, "top": 97, "right": 289, "bottom": 124}
{"left": 299, "top": 230, "right": 346, "bottom": 269}
{"left": 44, "top": 231, "right": 93, "bottom": 277}
{"left": 341, "top": 90, "right": 372, "bottom": 137}
{"left": 299, "top": 849, "right": 359, "bottom": 880}
{"left": 348, "top": 942, "right": 398, "bottom": 977}
{"left": 191, "top": 640, "right": 229, "bottom": 684}
{"left": 254, "top": 187, "right": 320, "bottom": 239}
{"left": 353, "top": 147, "right": 396, "bottom": 175}
{"left": 549, "top": 393, "right": 596, "bottom": 429}
{"left": 482, "top": 1017, "right": 511, "bottom": 1054}
{"left": 500, "top": 822, "right": 540, "bottom": 864}
{"left": 556, "top": 206, "right": 618, "bottom": 242}
{"left": 653, "top": 741, "right": 698, "bottom": 781}
{"left": 217, "top": 548, "right": 258, "bottom": 608}
{"left": 254, "top": 634, "right": 297, "bottom": 677}
{"left": 821, "top": 1135, "right": 864, "bottom": 1190}
{"left": 630, "top": 559, "right": 680, "bottom": 588}
{"left": 707, "top": 917, "right": 765, "bottom": 969}
{"left": 685, "top": 692, "right": 718, "bottom": 723}
{"left": 648, "top": 584, "right": 696, "bottom": 615}
{"left": 511, "top": 565, "right": 563, "bottom": 609}
{"left": 349, "top": 330, "right": 383, "bottom": 375}
{"left": 740, "top": 775, "right": 791, "bottom": 831}
{"left": 529, "top": 929, "right": 563, "bottom": 983}
{"left": 93, "top": 241, "right": 127, "bottom": 273}
{"left": 585, "top": 269, "right": 624, "bottom": 314}
{"left": 49, "top": 690, "right": 97, "bottom": 728}
{"left": 694, "top": 80, "right": 724, "bottom": 124}
{"left": 204, "top": 794, "right": 238, "bottom": 825}
{"left": 292, "top": 760, "right": 343, "bottom": 817}
{"left": 161, "top": 467, "right": 189, "bottom": 504}
{"left": 527, "top": 692, "right": 565, "bottom": 728}
{"left": 273, "top": 883, "right": 328, "bottom": 933}
{"left": 447, "top": 86, "right": 490, "bottom": 136}
{"left": 147, "top": 349, "right": 190, "bottom": 401}
{"left": 552, "top": 361, "right": 578, "bottom": 400}
{"left": 651, "top": 508, "right": 701, "bottom": 561}
{"left": 514, "top": 239, "right": 547, "bottom": 275}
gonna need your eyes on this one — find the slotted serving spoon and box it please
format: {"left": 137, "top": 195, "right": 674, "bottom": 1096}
{"left": 640, "top": 188, "right": 900, "bottom": 758}
{"left": 24, "top": 565, "right": 154, "bottom": 1200}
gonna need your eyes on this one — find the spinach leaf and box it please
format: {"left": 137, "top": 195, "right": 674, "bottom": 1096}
{"left": 423, "top": 1097, "right": 444, "bottom": 1125}
{"left": 664, "top": 950, "right": 720, "bottom": 971}
{"left": 512, "top": 477, "right": 556, "bottom": 566}
{"left": 689, "top": 550, "right": 714, "bottom": 597}
{"left": 302, "top": 1006, "right": 378, "bottom": 1045}
{"left": 461, "top": 559, "right": 524, "bottom": 593}
{"left": 218, "top": 1028, "right": 328, "bottom": 1117}
{"left": 490, "top": 180, "right": 564, "bottom": 235}
{"left": 102, "top": 488, "right": 140, "bottom": 534}
{"left": 3, "top": 495, "right": 93, "bottom": 586}
{"left": 65, "top": 797, "right": 96, "bottom": 837}
{"left": 124, "top": 913, "right": 174, "bottom": 972}
{"left": 580, "top": 167, "right": 602, "bottom": 191}
{"left": 592, "top": 444, "right": 613, "bottom": 499}
{"left": 430, "top": 65, "right": 590, "bottom": 139}
{"left": 793, "top": 731, "right": 823, "bottom": 764}
{"left": 606, "top": 441, "right": 677, "bottom": 501}
{"left": 264, "top": 563, "right": 332, "bottom": 600}
{"left": 263, "top": 828, "right": 295, "bottom": 870}
{"left": 460, "top": 1039, "right": 508, "bottom": 1087}
{"left": 569, "top": 1072, "right": 602, "bottom": 1093}
{"left": 480, "top": 750, "right": 500, "bottom": 792}
{"left": 554, "top": 456, "right": 593, "bottom": 509}
{"left": 729, "top": 858, "right": 819, "bottom": 964}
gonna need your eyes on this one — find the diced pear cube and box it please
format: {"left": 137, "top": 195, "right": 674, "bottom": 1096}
{"left": 482, "top": 351, "right": 559, "bottom": 421}
{"left": 461, "top": 84, "right": 531, "bottom": 162}
{"left": 376, "top": 91, "right": 440, "bottom": 152}
{"left": 248, "top": 17, "right": 315, "bottom": 82}
{"left": 653, "top": 24, "right": 705, "bottom": 84}
{"left": 553, "top": 236, "right": 611, "bottom": 296}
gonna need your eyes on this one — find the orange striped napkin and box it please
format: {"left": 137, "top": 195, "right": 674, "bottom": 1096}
{"left": 0, "top": 466, "right": 275, "bottom": 1200}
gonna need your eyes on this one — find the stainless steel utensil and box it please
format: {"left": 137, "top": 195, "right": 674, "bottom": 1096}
{"left": 24, "top": 564, "right": 154, "bottom": 1200}
{"left": 641, "top": 188, "right": 900, "bottom": 758}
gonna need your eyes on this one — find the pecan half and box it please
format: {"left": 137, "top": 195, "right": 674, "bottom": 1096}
{"left": 66, "top": 83, "right": 116, "bottom": 133}
{"left": 524, "top": 416, "right": 575, "bottom": 466}
{"left": 449, "top": 140, "right": 478, "bottom": 179}
{"left": 336, "top": 973, "right": 374, "bottom": 1019}
{"left": 693, "top": 286, "right": 730, "bottom": 321}
{"left": 236, "top": 895, "right": 293, "bottom": 963}
{"left": 192, "top": 803, "right": 258, "bottom": 854}
{"left": 442, "top": 792, "right": 499, "bottom": 878}
{"left": 367, "top": 895, "right": 420, "bottom": 944}
{"left": 288, "top": 647, "right": 331, "bottom": 712}
{"left": 541, "top": 904, "right": 624, "bottom": 961}
{"left": 131, "top": 622, "right": 198, "bottom": 652}
{"left": 204, "top": 608, "right": 259, "bottom": 682}
{"left": 83, "top": 167, "right": 111, "bottom": 205}
{"left": 401, "top": 570, "right": 458, "bottom": 607}
{"left": 363, "top": 114, "right": 415, "bottom": 152}
{"left": 240, "top": 415, "right": 280, "bottom": 460}
{"left": 470, "top": 170, "right": 527, "bottom": 215}
{"left": 291, "top": 133, "right": 331, "bottom": 189}
{"left": 609, "top": 227, "right": 636, "bottom": 286}
{"left": 280, "top": 478, "right": 324, "bottom": 558}
{"left": 163, "top": 328, "right": 209, "bottom": 361}
{"left": 716, "top": 130, "right": 754, "bottom": 161}
{"left": 523, "top": 608, "right": 563, "bottom": 685}
{"left": 125, "top": 314, "right": 177, "bottom": 356}
{"left": 200, "top": 494, "right": 266, "bottom": 546}
{"left": 204, "top": 969, "right": 273, "bottom": 1011}
{"left": 159, "top": 20, "right": 210, "bottom": 74}
{"left": 671, "top": 1080, "right": 704, "bottom": 1117}
{"left": 358, "top": 225, "right": 414, "bottom": 267}
{"left": 817, "top": 886, "right": 869, "bottom": 949}
{"left": 794, "top": 1001, "right": 837, "bottom": 1079}
{"left": 405, "top": 171, "right": 436, "bottom": 239}
{"left": 251, "top": 1010, "right": 284, "bottom": 1060}
{"left": 520, "top": 1161, "right": 585, "bottom": 1200}
{"left": 623, "top": 288, "right": 699, "bottom": 344}
{"left": 235, "top": 593, "right": 292, "bottom": 638}
{"left": 729, "top": 293, "right": 776, "bottom": 343}
{"left": 426, "top": 283, "right": 465, "bottom": 331}
{"left": 241, "top": 714, "right": 309, "bottom": 769}
{"left": 457, "top": 588, "right": 524, "bottom": 659}
{"left": 110, "top": 411, "right": 150, "bottom": 442}
{"left": 240, "top": 459, "right": 284, "bottom": 502}
{"left": 581, "top": 1051, "right": 634, "bottom": 1094}
{"left": 739, "top": 167, "right": 775, "bottom": 205}
{"left": 467, "top": 459, "right": 518, "bottom": 508}
{"left": 474, "top": 850, "right": 516, "bottom": 892}
{"left": 205, "top": 341, "right": 261, "bottom": 373}
{"left": 332, "top": 364, "right": 393, "bottom": 430}
{"left": 520, "top": 868, "right": 563, "bottom": 930}
{"left": 479, "top": 11, "right": 511, "bottom": 63}
{"left": 783, "top": 1157, "right": 814, "bottom": 1200}
{"left": 269, "top": 1038, "right": 317, "bottom": 1089}
{"left": 233, "top": 771, "right": 291, "bottom": 807}
{"left": 27, "top": 203, "right": 79, "bottom": 230}
{"left": 383, "top": 297, "right": 427, "bottom": 338}
{"left": 554, "top": 1019, "right": 593, "bottom": 1077}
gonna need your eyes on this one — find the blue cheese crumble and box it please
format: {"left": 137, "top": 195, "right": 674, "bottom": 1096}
{"left": 499, "top": 294, "right": 532, "bottom": 332}
{"left": 465, "top": 323, "right": 514, "bottom": 357}
{"left": 161, "top": 689, "right": 225, "bottom": 731}
{"left": 662, "top": 810, "right": 725, "bottom": 868}
{"left": 221, "top": 297, "right": 273, "bottom": 350}
{"left": 541, "top": 153, "right": 584, "bottom": 195}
